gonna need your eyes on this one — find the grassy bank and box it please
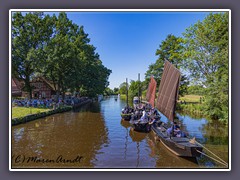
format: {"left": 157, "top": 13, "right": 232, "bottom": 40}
{"left": 120, "top": 94, "right": 205, "bottom": 116}
{"left": 177, "top": 95, "right": 205, "bottom": 115}
{"left": 120, "top": 94, "right": 126, "bottom": 100}
{"left": 12, "top": 107, "right": 51, "bottom": 119}
{"left": 12, "top": 106, "right": 73, "bottom": 126}
{"left": 11, "top": 99, "right": 92, "bottom": 126}
{"left": 179, "top": 95, "right": 203, "bottom": 103}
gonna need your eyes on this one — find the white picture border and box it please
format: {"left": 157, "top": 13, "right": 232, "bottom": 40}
{"left": 9, "top": 9, "right": 231, "bottom": 171}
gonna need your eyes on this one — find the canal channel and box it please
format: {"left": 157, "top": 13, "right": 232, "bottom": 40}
{"left": 11, "top": 96, "right": 229, "bottom": 169}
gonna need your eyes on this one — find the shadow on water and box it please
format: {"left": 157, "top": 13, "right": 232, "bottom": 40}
{"left": 73, "top": 102, "right": 101, "bottom": 113}
{"left": 12, "top": 95, "right": 228, "bottom": 169}
{"left": 129, "top": 128, "right": 148, "bottom": 142}
{"left": 147, "top": 132, "right": 199, "bottom": 168}
{"left": 172, "top": 112, "right": 228, "bottom": 168}
{"left": 120, "top": 119, "right": 131, "bottom": 129}
{"left": 12, "top": 101, "right": 108, "bottom": 168}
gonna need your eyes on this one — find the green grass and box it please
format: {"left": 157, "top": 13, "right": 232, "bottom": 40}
{"left": 179, "top": 95, "right": 203, "bottom": 103}
{"left": 12, "top": 107, "right": 51, "bottom": 119}
{"left": 177, "top": 95, "right": 206, "bottom": 116}
{"left": 120, "top": 94, "right": 126, "bottom": 100}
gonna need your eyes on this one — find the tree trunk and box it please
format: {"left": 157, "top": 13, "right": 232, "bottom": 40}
{"left": 55, "top": 91, "right": 60, "bottom": 102}
{"left": 25, "top": 76, "right": 32, "bottom": 99}
{"left": 62, "top": 91, "right": 65, "bottom": 100}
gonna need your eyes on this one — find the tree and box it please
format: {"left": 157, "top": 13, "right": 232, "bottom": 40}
{"left": 103, "top": 87, "right": 114, "bottom": 96}
{"left": 182, "top": 13, "right": 228, "bottom": 85}
{"left": 43, "top": 13, "right": 111, "bottom": 98}
{"left": 183, "top": 12, "right": 229, "bottom": 121}
{"left": 113, "top": 87, "right": 119, "bottom": 94}
{"left": 119, "top": 82, "right": 127, "bottom": 95}
{"left": 12, "top": 12, "right": 54, "bottom": 99}
{"left": 145, "top": 34, "right": 189, "bottom": 96}
{"left": 187, "top": 85, "right": 205, "bottom": 95}
{"left": 128, "top": 80, "right": 142, "bottom": 100}
{"left": 12, "top": 12, "right": 111, "bottom": 100}
{"left": 43, "top": 13, "right": 77, "bottom": 100}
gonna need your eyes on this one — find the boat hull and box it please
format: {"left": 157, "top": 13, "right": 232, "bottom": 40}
{"left": 151, "top": 123, "right": 203, "bottom": 157}
{"left": 130, "top": 121, "right": 151, "bottom": 133}
{"left": 121, "top": 113, "right": 132, "bottom": 121}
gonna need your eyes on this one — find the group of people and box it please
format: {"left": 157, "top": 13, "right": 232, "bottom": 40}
{"left": 122, "top": 103, "right": 187, "bottom": 138}
{"left": 166, "top": 121, "right": 187, "bottom": 138}
{"left": 12, "top": 96, "right": 89, "bottom": 109}
{"left": 122, "top": 103, "right": 160, "bottom": 124}
{"left": 12, "top": 98, "right": 56, "bottom": 108}
{"left": 121, "top": 106, "right": 134, "bottom": 114}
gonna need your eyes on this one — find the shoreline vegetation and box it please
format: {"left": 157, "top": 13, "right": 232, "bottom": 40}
{"left": 177, "top": 95, "right": 205, "bottom": 116}
{"left": 12, "top": 99, "right": 92, "bottom": 126}
{"left": 120, "top": 94, "right": 211, "bottom": 120}
{"left": 117, "top": 13, "right": 228, "bottom": 123}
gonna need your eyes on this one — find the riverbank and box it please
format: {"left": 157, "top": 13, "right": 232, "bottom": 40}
{"left": 12, "top": 107, "right": 51, "bottom": 119}
{"left": 11, "top": 95, "right": 228, "bottom": 168}
{"left": 177, "top": 95, "right": 205, "bottom": 116}
{"left": 12, "top": 98, "right": 92, "bottom": 126}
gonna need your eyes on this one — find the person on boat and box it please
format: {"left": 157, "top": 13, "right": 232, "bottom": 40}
{"left": 173, "top": 126, "right": 181, "bottom": 137}
{"left": 149, "top": 116, "right": 157, "bottom": 125}
{"left": 170, "top": 122, "right": 188, "bottom": 137}
{"left": 122, "top": 106, "right": 130, "bottom": 114}
{"left": 138, "top": 110, "right": 148, "bottom": 123}
{"left": 167, "top": 122, "right": 181, "bottom": 137}
{"left": 145, "top": 103, "right": 152, "bottom": 110}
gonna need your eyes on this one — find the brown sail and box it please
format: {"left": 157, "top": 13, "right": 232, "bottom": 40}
{"left": 145, "top": 78, "right": 151, "bottom": 102}
{"left": 146, "top": 76, "right": 157, "bottom": 107}
{"left": 156, "top": 61, "right": 181, "bottom": 121}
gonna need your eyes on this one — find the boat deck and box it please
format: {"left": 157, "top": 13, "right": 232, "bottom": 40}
{"left": 153, "top": 124, "right": 201, "bottom": 148}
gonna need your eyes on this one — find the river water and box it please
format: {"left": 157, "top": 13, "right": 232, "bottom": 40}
{"left": 11, "top": 96, "right": 229, "bottom": 169}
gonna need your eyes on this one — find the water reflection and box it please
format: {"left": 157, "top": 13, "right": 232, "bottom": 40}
{"left": 147, "top": 132, "right": 199, "bottom": 168}
{"left": 129, "top": 129, "right": 147, "bottom": 142}
{"left": 12, "top": 102, "right": 108, "bottom": 168}
{"left": 12, "top": 96, "right": 228, "bottom": 169}
{"left": 13, "top": 127, "right": 25, "bottom": 143}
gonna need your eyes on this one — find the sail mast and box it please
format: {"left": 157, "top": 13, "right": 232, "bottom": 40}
{"left": 126, "top": 78, "right": 128, "bottom": 107}
{"left": 138, "top": 73, "right": 140, "bottom": 104}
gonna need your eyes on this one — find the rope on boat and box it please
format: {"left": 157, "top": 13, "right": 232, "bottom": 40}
{"left": 190, "top": 137, "right": 228, "bottom": 167}
{"left": 196, "top": 150, "right": 228, "bottom": 167}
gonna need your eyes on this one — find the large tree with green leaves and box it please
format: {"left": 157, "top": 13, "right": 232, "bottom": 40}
{"left": 43, "top": 13, "right": 77, "bottom": 99}
{"left": 128, "top": 80, "right": 142, "bottom": 100}
{"left": 12, "top": 12, "right": 111, "bottom": 99}
{"left": 183, "top": 12, "right": 229, "bottom": 121}
{"left": 145, "top": 34, "right": 189, "bottom": 97}
{"left": 12, "top": 12, "right": 54, "bottom": 99}
{"left": 119, "top": 82, "right": 127, "bottom": 95}
{"left": 72, "top": 26, "right": 111, "bottom": 97}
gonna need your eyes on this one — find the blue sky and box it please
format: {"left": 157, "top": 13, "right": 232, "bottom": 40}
{"left": 46, "top": 11, "right": 211, "bottom": 89}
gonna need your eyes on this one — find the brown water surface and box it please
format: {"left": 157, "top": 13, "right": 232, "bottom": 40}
{"left": 11, "top": 96, "right": 228, "bottom": 169}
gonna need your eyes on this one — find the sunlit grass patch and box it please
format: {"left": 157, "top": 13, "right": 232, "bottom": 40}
{"left": 179, "top": 95, "right": 203, "bottom": 103}
{"left": 12, "top": 107, "right": 51, "bottom": 119}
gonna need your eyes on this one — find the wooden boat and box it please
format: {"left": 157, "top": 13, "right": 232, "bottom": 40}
{"left": 129, "top": 109, "right": 161, "bottom": 133}
{"left": 151, "top": 60, "right": 203, "bottom": 157}
{"left": 130, "top": 119, "right": 151, "bottom": 133}
{"left": 130, "top": 76, "right": 158, "bottom": 132}
{"left": 151, "top": 122, "right": 202, "bottom": 157}
{"left": 121, "top": 113, "right": 132, "bottom": 121}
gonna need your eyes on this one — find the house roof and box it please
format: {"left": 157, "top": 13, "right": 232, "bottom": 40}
{"left": 31, "top": 76, "right": 56, "bottom": 91}
{"left": 12, "top": 78, "right": 22, "bottom": 96}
